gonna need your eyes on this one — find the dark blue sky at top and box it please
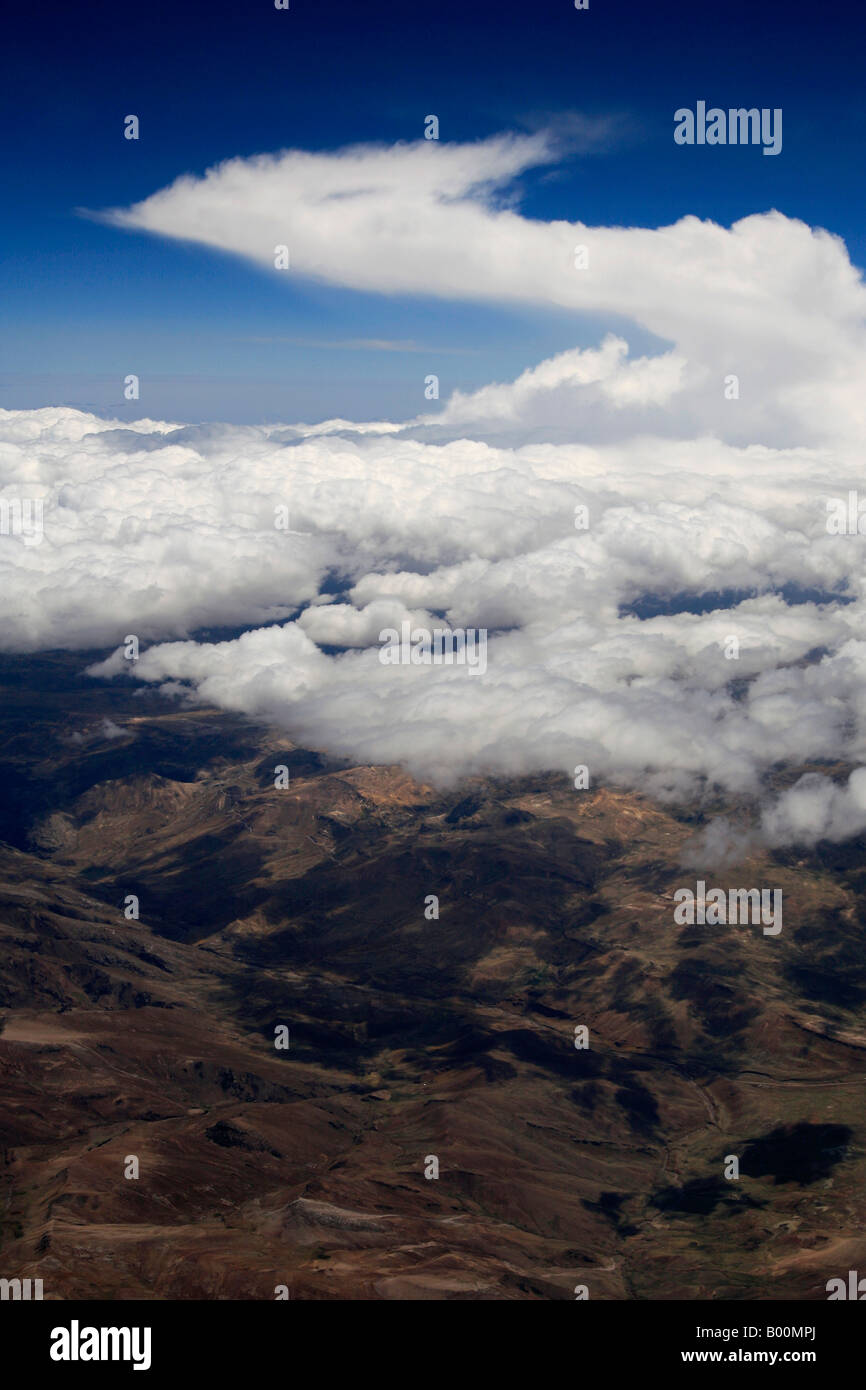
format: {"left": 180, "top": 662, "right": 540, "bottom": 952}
{"left": 1, "top": 0, "right": 864, "bottom": 422}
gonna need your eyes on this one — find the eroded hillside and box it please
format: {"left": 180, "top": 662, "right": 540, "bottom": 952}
{"left": 1, "top": 655, "right": 864, "bottom": 1299}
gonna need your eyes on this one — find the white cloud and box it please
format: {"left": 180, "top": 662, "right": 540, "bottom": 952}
{"left": 100, "top": 133, "right": 866, "bottom": 446}
{"left": 761, "top": 769, "right": 866, "bottom": 847}
{"left": 297, "top": 600, "right": 433, "bottom": 648}
{"left": 429, "top": 336, "right": 687, "bottom": 430}
{"left": 37, "top": 409, "right": 858, "bottom": 814}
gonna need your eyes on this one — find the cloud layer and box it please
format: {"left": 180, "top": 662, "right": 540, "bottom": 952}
{"left": 4, "top": 387, "right": 865, "bottom": 824}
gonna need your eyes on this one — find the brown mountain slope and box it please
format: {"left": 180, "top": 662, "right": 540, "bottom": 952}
{"left": 1, "top": 658, "right": 865, "bottom": 1299}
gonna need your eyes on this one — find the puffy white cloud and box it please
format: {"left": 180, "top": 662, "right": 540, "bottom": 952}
{"left": 297, "top": 600, "right": 433, "bottom": 648}
{"left": 428, "top": 336, "right": 687, "bottom": 432}
{"left": 0, "top": 408, "right": 334, "bottom": 649}
{"left": 101, "top": 133, "right": 866, "bottom": 446}
{"left": 760, "top": 768, "right": 866, "bottom": 847}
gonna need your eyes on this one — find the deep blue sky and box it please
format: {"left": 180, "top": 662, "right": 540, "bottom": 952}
{"left": 2, "top": 0, "right": 863, "bottom": 422}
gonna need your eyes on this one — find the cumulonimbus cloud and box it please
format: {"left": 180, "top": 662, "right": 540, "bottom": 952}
{"left": 98, "top": 132, "right": 866, "bottom": 446}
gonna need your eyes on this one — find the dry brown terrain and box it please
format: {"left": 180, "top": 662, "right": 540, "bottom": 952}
{"left": 1, "top": 653, "right": 865, "bottom": 1299}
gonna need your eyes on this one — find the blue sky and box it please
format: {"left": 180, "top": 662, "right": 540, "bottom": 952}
{"left": 2, "top": 0, "right": 863, "bottom": 422}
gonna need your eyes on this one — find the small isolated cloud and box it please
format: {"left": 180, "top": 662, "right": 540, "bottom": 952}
{"left": 237, "top": 336, "right": 474, "bottom": 355}
{"left": 100, "top": 718, "right": 126, "bottom": 739}
{"left": 680, "top": 818, "right": 758, "bottom": 870}
{"left": 761, "top": 770, "right": 866, "bottom": 847}
{"left": 427, "top": 335, "right": 686, "bottom": 433}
